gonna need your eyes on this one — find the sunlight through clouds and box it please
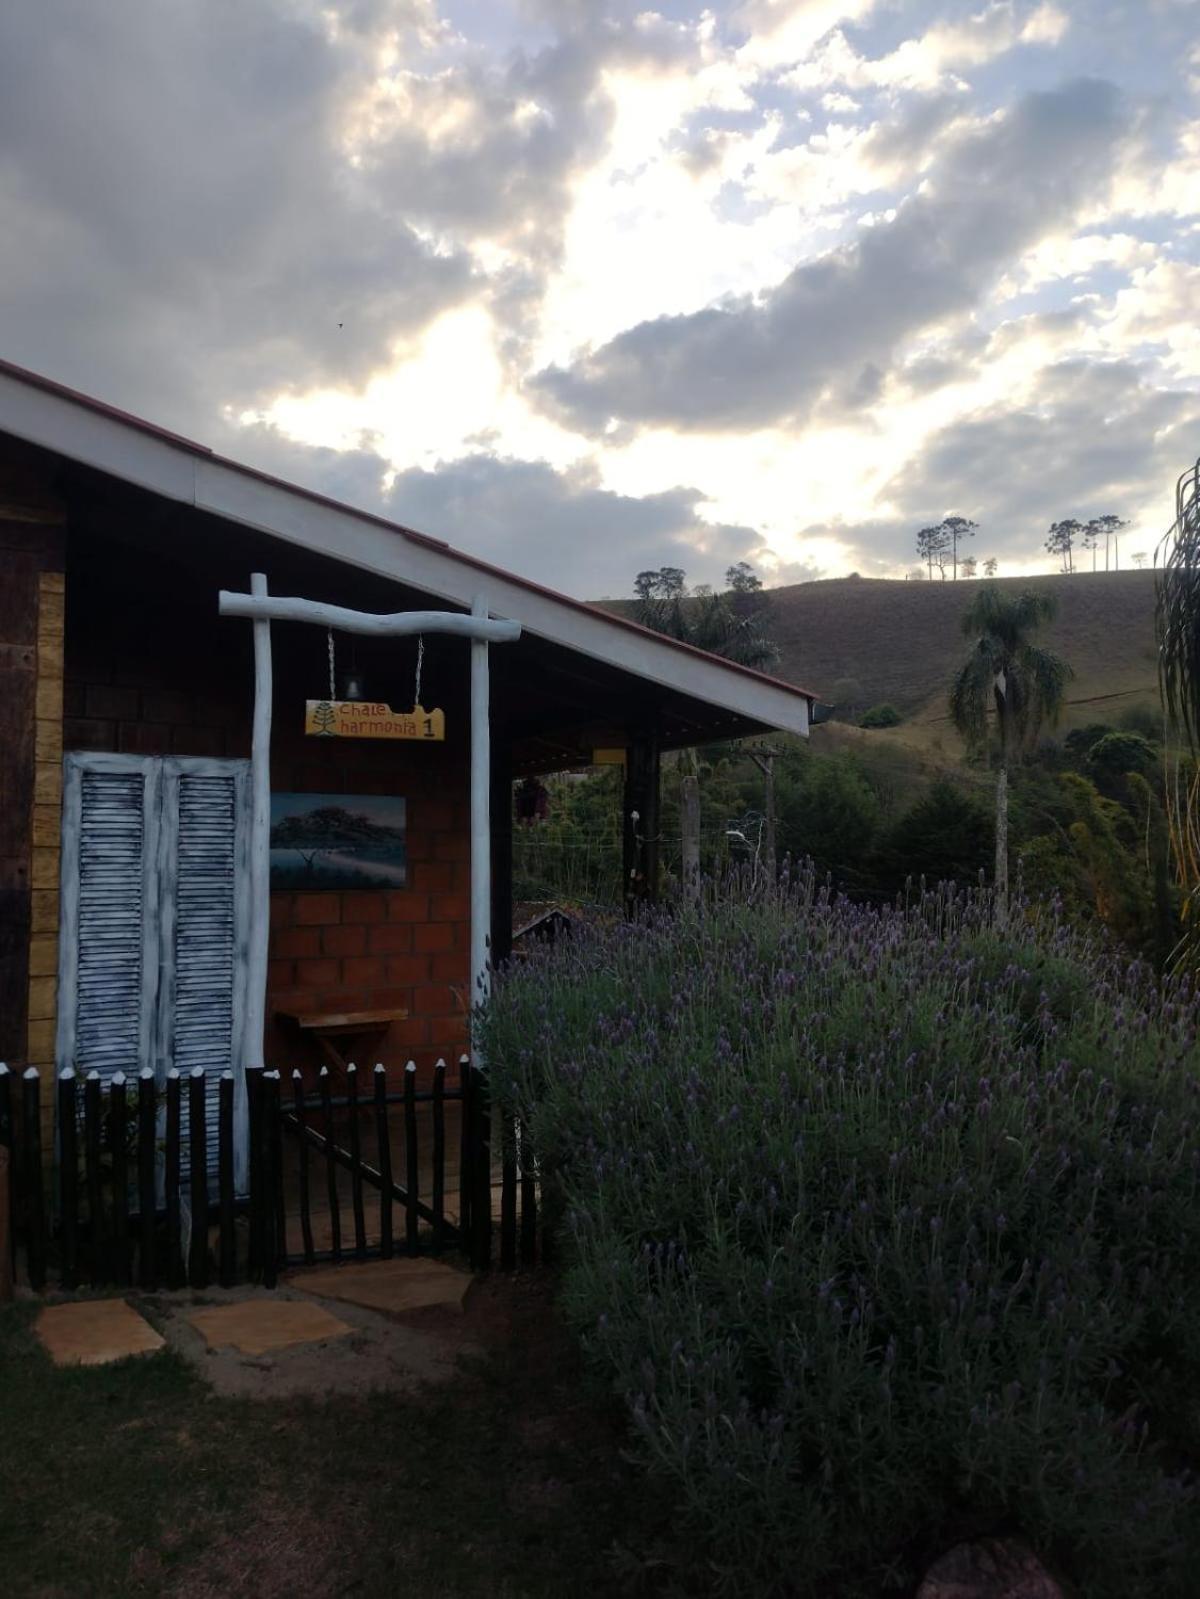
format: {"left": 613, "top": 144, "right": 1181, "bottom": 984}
{"left": 0, "top": 0, "right": 1196, "bottom": 592}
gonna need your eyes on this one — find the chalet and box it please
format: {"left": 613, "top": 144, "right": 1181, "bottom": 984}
{"left": 0, "top": 358, "right": 815, "bottom": 1178}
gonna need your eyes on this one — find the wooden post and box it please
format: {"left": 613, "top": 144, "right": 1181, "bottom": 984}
{"left": 260, "top": 1070, "right": 280, "bottom": 1289}
{"left": 680, "top": 770, "right": 700, "bottom": 906}
{"left": 83, "top": 1070, "right": 104, "bottom": 1283}
{"left": 137, "top": 1068, "right": 157, "bottom": 1288}
{"left": 242, "top": 573, "right": 272, "bottom": 1185}
{"left": 490, "top": 736, "right": 513, "bottom": 969}
{"left": 471, "top": 1062, "right": 492, "bottom": 1270}
{"left": 219, "top": 1071, "right": 236, "bottom": 1285}
{"left": 623, "top": 733, "right": 661, "bottom": 915}
{"left": 188, "top": 1069, "right": 209, "bottom": 1288}
{"left": 458, "top": 1053, "right": 472, "bottom": 1240}
{"left": 373, "top": 1064, "right": 393, "bottom": 1260}
{"left": 110, "top": 1072, "right": 130, "bottom": 1287}
{"left": 245, "top": 1064, "right": 264, "bottom": 1273}
{"left": 292, "top": 1070, "right": 315, "bottom": 1267}
{"left": 470, "top": 595, "right": 492, "bottom": 1020}
{"left": 347, "top": 1063, "right": 367, "bottom": 1258}
{"left": 319, "top": 1066, "right": 341, "bottom": 1263}
{"left": 58, "top": 1069, "right": 79, "bottom": 1291}
{"left": 165, "top": 1069, "right": 183, "bottom": 1289}
{"left": 749, "top": 749, "right": 777, "bottom": 888}
{"left": 404, "top": 1061, "right": 419, "bottom": 1256}
{"left": 431, "top": 1059, "right": 446, "bottom": 1254}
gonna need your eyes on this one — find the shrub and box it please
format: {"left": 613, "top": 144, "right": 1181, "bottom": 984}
{"left": 860, "top": 702, "right": 902, "bottom": 728}
{"left": 485, "top": 874, "right": 1200, "bottom": 1597}
{"left": 874, "top": 777, "right": 993, "bottom": 890}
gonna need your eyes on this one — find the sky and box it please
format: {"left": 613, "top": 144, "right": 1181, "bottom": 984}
{"left": 1, "top": 0, "right": 1198, "bottom": 596}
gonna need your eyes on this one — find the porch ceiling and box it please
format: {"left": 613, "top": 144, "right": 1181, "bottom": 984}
{"left": 38, "top": 443, "right": 795, "bottom": 773}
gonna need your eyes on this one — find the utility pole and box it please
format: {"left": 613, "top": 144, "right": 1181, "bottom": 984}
{"left": 748, "top": 747, "right": 777, "bottom": 887}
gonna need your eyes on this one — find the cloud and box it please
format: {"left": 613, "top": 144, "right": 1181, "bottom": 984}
{"left": 384, "top": 451, "right": 777, "bottom": 595}
{"left": 0, "top": 0, "right": 693, "bottom": 434}
{"left": 830, "top": 355, "right": 1200, "bottom": 571}
{"left": 531, "top": 78, "right": 1130, "bottom": 436}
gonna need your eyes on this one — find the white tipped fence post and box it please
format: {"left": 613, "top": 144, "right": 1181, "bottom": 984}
{"left": 0, "top": 1063, "right": 11, "bottom": 1302}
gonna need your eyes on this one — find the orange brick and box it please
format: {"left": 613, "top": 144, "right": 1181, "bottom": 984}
{"left": 412, "top": 861, "right": 453, "bottom": 893}
{"left": 414, "top": 922, "right": 454, "bottom": 953}
{"left": 395, "top": 1015, "right": 432, "bottom": 1047}
{"left": 385, "top": 892, "right": 430, "bottom": 923}
{"left": 272, "top": 927, "right": 321, "bottom": 960}
{"left": 429, "top": 952, "right": 468, "bottom": 984}
{"left": 351, "top": 893, "right": 388, "bottom": 923}
{"left": 433, "top": 834, "right": 469, "bottom": 862}
{"left": 268, "top": 958, "right": 296, "bottom": 989}
{"left": 294, "top": 893, "right": 341, "bottom": 925}
{"left": 369, "top": 923, "right": 414, "bottom": 955}
{"left": 429, "top": 1015, "right": 469, "bottom": 1048}
{"left": 343, "top": 956, "right": 386, "bottom": 986}
{"left": 368, "top": 986, "right": 418, "bottom": 1012}
{"left": 323, "top": 923, "right": 366, "bottom": 958}
{"left": 431, "top": 893, "right": 468, "bottom": 922}
{"left": 385, "top": 955, "right": 429, "bottom": 985}
{"left": 414, "top": 985, "right": 453, "bottom": 1015}
{"left": 297, "top": 957, "right": 340, "bottom": 987}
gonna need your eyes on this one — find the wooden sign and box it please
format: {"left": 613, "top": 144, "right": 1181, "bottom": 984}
{"left": 305, "top": 700, "right": 445, "bottom": 741}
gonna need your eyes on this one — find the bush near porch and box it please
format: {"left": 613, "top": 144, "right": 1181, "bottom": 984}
{"left": 485, "top": 871, "right": 1200, "bottom": 1597}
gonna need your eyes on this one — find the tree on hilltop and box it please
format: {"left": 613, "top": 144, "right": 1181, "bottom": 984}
{"left": 916, "top": 516, "right": 978, "bottom": 580}
{"left": 1046, "top": 518, "right": 1083, "bottom": 574}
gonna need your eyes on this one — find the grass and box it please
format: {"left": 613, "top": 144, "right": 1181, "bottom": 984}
{"left": 0, "top": 1281, "right": 674, "bottom": 1599}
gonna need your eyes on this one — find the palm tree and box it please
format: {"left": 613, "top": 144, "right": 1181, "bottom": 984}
{"left": 950, "top": 586, "right": 1073, "bottom": 923}
{"left": 1156, "top": 454, "right": 1200, "bottom": 967}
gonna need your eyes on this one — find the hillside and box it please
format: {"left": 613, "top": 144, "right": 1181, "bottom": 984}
{"left": 603, "top": 570, "right": 1160, "bottom": 750}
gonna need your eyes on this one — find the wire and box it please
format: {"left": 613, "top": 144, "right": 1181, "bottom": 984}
{"left": 414, "top": 635, "right": 424, "bottom": 710}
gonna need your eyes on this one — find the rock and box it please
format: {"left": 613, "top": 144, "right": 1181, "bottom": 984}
{"left": 917, "top": 1539, "right": 1064, "bottom": 1599}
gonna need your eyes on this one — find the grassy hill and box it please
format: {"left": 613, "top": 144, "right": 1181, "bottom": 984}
{"left": 768, "top": 569, "right": 1158, "bottom": 727}
{"left": 603, "top": 570, "right": 1160, "bottom": 757}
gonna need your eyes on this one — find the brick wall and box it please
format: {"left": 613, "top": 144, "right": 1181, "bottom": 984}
{"left": 62, "top": 532, "right": 472, "bottom": 1078}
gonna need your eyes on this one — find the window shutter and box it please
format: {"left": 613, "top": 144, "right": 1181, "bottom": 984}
{"left": 158, "top": 759, "right": 251, "bottom": 1174}
{"left": 57, "top": 756, "right": 161, "bottom": 1084}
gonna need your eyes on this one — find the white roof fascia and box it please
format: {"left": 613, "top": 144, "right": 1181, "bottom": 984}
{"left": 0, "top": 367, "right": 809, "bottom": 737}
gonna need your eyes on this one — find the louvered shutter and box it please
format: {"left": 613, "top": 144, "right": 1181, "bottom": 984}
{"left": 57, "top": 755, "right": 161, "bottom": 1084}
{"left": 156, "top": 759, "right": 251, "bottom": 1174}
{"left": 58, "top": 755, "right": 251, "bottom": 1183}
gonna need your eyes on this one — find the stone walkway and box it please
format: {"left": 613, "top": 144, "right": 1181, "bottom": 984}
{"left": 33, "top": 1255, "right": 477, "bottom": 1398}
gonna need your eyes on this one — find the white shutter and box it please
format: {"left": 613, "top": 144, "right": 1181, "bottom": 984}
{"left": 57, "top": 755, "right": 161, "bottom": 1084}
{"left": 156, "top": 759, "right": 251, "bottom": 1171}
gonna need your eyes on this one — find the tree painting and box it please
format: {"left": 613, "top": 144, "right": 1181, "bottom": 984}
{"left": 269, "top": 794, "right": 408, "bottom": 888}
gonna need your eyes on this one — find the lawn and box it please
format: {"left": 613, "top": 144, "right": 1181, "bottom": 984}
{"left": 0, "top": 1279, "right": 672, "bottom": 1599}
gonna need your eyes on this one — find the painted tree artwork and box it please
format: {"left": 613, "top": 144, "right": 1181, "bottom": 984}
{"left": 269, "top": 793, "right": 407, "bottom": 888}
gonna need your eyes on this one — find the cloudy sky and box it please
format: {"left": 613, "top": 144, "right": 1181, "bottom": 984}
{"left": 1, "top": 0, "right": 1197, "bottom": 595}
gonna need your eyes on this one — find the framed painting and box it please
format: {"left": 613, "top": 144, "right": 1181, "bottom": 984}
{"left": 269, "top": 793, "right": 407, "bottom": 890}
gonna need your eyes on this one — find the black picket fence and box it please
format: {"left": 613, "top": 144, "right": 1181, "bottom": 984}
{"left": 0, "top": 1055, "right": 538, "bottom": 1294}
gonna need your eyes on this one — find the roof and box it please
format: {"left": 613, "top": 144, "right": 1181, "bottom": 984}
{"left": 0, "top": 357, "right": 815, "bottom": 736}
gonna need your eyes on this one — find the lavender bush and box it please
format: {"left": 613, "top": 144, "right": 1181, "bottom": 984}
{"left": 484, "top": 867, "right": 1200, "bottom": 1596}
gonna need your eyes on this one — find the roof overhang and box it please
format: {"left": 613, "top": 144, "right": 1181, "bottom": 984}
{"left": 0, "top": 360, "right": 813, "bottom": 739}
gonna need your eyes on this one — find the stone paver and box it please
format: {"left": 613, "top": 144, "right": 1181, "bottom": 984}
{"left": 187, "top": 1299, "right": 353, "bottom": 1356}
{"left": 36, "top": 1298, "right": 165, "bottom": 1367}
{"left": 287, "top": 1256, "right": 471, "bottom": 1317}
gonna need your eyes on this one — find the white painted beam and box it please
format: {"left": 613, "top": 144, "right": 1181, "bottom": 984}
{"left": 243, "top": 572, "right": 272, "bottom": 1110}
{"left": 219, "top": 590, "right": 521, "bottom": 643}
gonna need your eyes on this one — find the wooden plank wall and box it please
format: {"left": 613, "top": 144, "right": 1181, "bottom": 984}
{"left": 0, "top": 443, "right": 66, "bottom": 1154}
